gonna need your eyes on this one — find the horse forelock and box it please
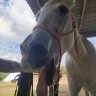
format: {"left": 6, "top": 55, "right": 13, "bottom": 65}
{"left": 43, "top": 0, "right": 75, "bottom": 9}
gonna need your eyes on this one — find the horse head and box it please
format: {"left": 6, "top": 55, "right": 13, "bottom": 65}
{"left": 20, "top": 0, "right": 76, "bottom": 72}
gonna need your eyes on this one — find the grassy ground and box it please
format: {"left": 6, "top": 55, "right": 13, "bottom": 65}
{"left": 0, "top": 82, "right": 16, "bottom": 96}
{"left": 0, "top": 82, "right": 66, "bottom": 96}
{"left": 0, "top": 75, "right": 85, "bottom": 96}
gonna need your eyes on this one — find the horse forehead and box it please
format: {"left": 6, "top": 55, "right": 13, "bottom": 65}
{"left": 42, "top": 0, "right": 70, "bottom": 11}
{"left": 47, "top": 0, "right": 70, "bottom": 5}
{"left": 47, "top": 0, "right": 67, "bottom": 4}
{"left": 42, "top": 0, "right": 75, "bottom": 10}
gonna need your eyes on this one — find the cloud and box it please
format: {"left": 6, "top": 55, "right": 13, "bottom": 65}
{"left": 1, "top": 53, "right": 21, "bottom": 62}
{"left": 0, "top": 16, "right": 16, "bottom": 37}
{"left": 0, "top": 0, "right": 37, "bottom": 43}
{"left": 0, "top": 0, "right": 37, "bottom": 61}
{"left": 0, "top": 0, "right": 96, "bottom": 65}
{"left": 0, "top": 39, "right": 21, "bottom": 62}
{"left": 0, "top": 0, "right": 4, "bottom": 3}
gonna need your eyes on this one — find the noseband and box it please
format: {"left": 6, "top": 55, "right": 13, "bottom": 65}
{"left": 33, "top": 16, "right": 77, "bottom": 83}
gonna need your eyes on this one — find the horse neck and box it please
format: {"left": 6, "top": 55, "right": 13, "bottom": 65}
{"left": 68, "top": 32, "right": 87, "bottom": 58}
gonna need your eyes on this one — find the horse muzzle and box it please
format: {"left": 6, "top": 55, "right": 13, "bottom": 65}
{"left": 20, "top": 29, "right": 54, "bottom": 72}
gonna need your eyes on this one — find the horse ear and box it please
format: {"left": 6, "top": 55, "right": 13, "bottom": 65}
{"left": 67, "top": 0, "right": 75, "bottom": 8}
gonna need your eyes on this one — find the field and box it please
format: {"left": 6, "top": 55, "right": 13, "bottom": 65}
{"left": 0, "top": 75, "right": 86, "bottom": 96}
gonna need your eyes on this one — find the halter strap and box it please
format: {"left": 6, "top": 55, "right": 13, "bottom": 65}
{"left": 33, "top": 16, "right": 77, "bottom": 83}
{"left": 34, "top": 25, "right": 74, "bottom": 40}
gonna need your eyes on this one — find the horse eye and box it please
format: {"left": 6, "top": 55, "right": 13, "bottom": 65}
{"left": 59, "top": 5, "right": 68, "bottom": 14}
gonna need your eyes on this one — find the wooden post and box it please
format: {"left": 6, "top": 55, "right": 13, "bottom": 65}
{"left": 0, "top": 58, "right": 35, "bottom": 96}
{"left": 49, "top": 86, "right": 54, "bottom": 96}
{"left": 0, "top": 58, "right": 23, "bottom": 73}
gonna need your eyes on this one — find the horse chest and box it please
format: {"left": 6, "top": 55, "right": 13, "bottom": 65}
{"left": 65, "top": 53, "right": 96, "bottom": 86}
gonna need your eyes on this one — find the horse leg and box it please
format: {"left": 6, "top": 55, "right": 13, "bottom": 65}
{"left": 68, "top": 81, "right": 81, "bottom": 96}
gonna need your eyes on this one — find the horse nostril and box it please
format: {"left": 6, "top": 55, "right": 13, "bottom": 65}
{"left": 24, "top": 44, "right": 29, "bottom": 54}
{"left": 29, "top": 42, "right": 48, "bottom": 57}
{"left": 20, "top": 44, "right": 29, "bottom": 54}
{"left": 59, "top": 5, "right": 68, "bottom": 14}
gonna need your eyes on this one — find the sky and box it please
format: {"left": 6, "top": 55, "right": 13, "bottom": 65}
{"left": 0, "top": 0, "right": 96, "bottom": 65}
{"left": 0, "top": 0, "right": 37, "bottom": 62}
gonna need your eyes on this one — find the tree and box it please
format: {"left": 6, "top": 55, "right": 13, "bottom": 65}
{"left": 60, "top": 66, "right": 66, "bottom": 74}
{"left": 0, "top": 72, "right": 9, "bottom": 81}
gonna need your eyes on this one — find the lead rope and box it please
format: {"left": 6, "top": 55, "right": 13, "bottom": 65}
{"left": 56, "top": 16, "right": 77, "bottom": 84}
{"left": 79, "top": 0, "right": 87, "bottom": 32}
{"left": 14, "top": 74, "right": 21, "bottom": 96}
{"left": 54, "top": 38, "right": 61, "bottom": 96}
{"left": 36, "top": 0, "right": 41, "bottom": 9}
{"left": 14, "top": 84, "right": 18, "bottom": 96}
{"left": 72, "top": 16, "right": 78, "bottom": 56}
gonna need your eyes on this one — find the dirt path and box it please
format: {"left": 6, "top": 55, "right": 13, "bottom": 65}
{"left": 0, "top": 75, "right": 86, "bottom": 96}
{"left": 33, "top": 75, "right": 86, "bottom": 96}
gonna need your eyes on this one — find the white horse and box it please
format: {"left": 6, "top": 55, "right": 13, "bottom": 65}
{"left": 21, "top": 0, "right": 96, "bottom": 96}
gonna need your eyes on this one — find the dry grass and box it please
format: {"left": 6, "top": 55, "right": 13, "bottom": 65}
{"left": 0, "top": 82, "right": 16, "bottom": 96}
